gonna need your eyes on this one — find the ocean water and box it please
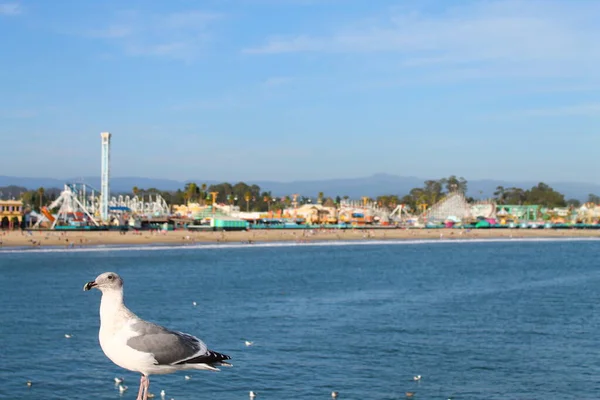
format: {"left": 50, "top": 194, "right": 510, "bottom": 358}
{"left": 1, "top": 238, "right": 600, "bottom": 400}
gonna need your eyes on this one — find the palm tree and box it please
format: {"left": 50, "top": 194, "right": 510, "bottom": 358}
{"left": 244, "top": 192, "right": 252, "bottom": 212}
{"left": 184, "top": 183, "right": 198, "bottom": 204}
{"left": 317, "top": 192, "right": 324, "bottom": 205}
{"left": 263, "top": 194, "right": 272, "bottom": 212}
{"left": 200, "top": 183, "right": 207, "bottom": 205}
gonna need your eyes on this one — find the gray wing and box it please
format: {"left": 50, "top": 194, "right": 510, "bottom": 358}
{"left": 127, "top": 320, "right": 208, "bottom": 365}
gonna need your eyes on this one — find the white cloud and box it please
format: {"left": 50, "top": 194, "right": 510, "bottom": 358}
{"left": 243, "top": 0, "right": 600, "bottom": 80}
{"left": 88, "top": 10, "right": 220, "bottom": 60}
{"left": 0, "top": 2, "right": 21, "bottom": 15}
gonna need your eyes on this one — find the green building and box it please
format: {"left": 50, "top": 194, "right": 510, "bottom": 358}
{"left": 496, "top": 205, "right": 540, "bottom": 221}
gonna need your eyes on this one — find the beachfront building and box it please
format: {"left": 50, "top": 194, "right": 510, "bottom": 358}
{"left": 171, "top": 202, "right": 206, "bottom": 218}
{"left": 495, "top": 205, "right": 539, "bottom": 222}
{"left": 293, "top": 204, "right": 337, "bottom": 224}
{"left": 337, "top": 199, "right": 393, "bottom": 225}
{"left": 540, "top": 207, "right": 573, "bottom": 224}
{"left": 172, "top": 202, "right": 241, "bottom": 219}
{"left": 0, "top": 199, "right": 23, "bottom": 229}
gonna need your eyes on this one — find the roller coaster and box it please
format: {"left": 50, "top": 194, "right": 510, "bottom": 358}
{"left": 34, "top": 183, "right": 170, "bottom": 229}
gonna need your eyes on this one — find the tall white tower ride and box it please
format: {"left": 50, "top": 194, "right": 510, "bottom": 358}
{"left": 100, "top": 132, "right": 112, "bottom": 222}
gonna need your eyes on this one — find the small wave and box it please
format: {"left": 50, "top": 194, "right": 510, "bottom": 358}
{"left": 0, "top": 237, "right": 598, "bottom": 255}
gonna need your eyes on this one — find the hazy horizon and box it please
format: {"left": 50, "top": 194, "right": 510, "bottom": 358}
{"left": 3, "top": 173, "right": 600, "bottom": 203}
{"left": 1, "top": 171, "right": 599, "bottom": 185}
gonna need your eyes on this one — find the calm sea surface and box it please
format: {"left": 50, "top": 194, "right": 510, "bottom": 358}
{"left": 1, "top": 239, "right": 600, "bottom": 400}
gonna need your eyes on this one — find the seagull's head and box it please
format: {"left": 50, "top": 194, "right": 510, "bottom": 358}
{"left": 83, "top": 272, "right": 123, "bottom": 292}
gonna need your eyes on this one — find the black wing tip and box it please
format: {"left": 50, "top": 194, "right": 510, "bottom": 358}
{"left": 176, "top": 350, "right": 232, "bottom": 366}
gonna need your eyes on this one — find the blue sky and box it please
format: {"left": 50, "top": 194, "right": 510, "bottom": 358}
{"left": 1, "top": 0, "right": 599, "bottom": 183}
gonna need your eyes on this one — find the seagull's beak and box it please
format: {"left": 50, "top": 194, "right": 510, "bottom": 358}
{"left": 83, "top": 281, "right": 97, "bottom": 291}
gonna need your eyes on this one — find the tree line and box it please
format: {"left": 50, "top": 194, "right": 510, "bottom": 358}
{"left": 2, "top": 176, "right": 598, "bottom": 213}
{"left": 375, "top": 177, "right": 583, "bottom": 211}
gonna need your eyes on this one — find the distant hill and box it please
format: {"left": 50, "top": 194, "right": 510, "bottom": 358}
{"left": 0, "top": 176, "right": 189, "bottom": 192}
{"left": 0, "top": 185, "right": 29, "bottom": 199}
{"left": 253, "top": 173, "right": 425, "bottom": 199}
{"left": 1, "top": 174, "right": 599, "bottom": 201}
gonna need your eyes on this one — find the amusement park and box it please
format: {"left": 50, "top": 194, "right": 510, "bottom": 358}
{"left": 2, "top": 132, "right": 600, "bottom": 232}
{"left": 4, "top": 133, "right": 171, "bottom": 231}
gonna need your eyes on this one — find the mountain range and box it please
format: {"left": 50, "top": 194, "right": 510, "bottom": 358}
{"left": 1, "top": 174, "right": 599, "bottom": 201}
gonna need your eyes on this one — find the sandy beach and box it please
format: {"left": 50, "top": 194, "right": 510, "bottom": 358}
{"left": 0, "top": 228, "right": 599, "bottom": 249}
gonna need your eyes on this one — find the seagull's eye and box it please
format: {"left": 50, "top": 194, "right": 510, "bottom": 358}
{"left": 108, "top": 275, "right": 114, "bottom": 280}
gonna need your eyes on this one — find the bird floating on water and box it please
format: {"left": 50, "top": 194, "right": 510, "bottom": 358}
{"left": 84, "top": 272, "right": 232, "bottom": 400}
{"left": 249, "top": 391, "right": 257, "bottom": 398}
{"left": 26, "top": 381, "right": 32, "bottom": 387}
{"left": 192, "top": 301, "right": 197, "bottom": 307}
{"left": 413, "top": 375, "right": 422, "bottom": 381}
{"left": 118, "top": 384, "right": 128, "bottom": 393}
{"left": 331, "top": 391, "right": 339, "bottom": 398}
{"left": 184, "top": 375, "right": 191, "bottom": 380}
{"left": 114, "top": 377, "right": 125, "bottom": 384}
{"left": 64, "top": 334, "right": 72, "bottom": 339}
{"left": 160, "top": 389, "right": 166, "bottom": 398}
{"left": 244, "top": 341, "right": 254, "bottom": 347}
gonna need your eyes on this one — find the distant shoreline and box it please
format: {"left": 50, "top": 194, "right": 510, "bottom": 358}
{"left": 0, "top": 228, "right": 599, "bottom": 250}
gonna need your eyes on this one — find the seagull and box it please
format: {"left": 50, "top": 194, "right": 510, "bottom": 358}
{"left": 114, "top": 377, "right": 125, "bottom": 384}
{"left": 244, "top": 341, "right": 254, "bottom": 347}
{"left": 65, "top": 334, "right": 72, "bottom": 339}
{"left": 249, "top": 391, "right": 257, "bottom": 398}
{"left": 331, "top": 391, "right": 339, "bottom": 398}
{"left": 119, "top": 384, "right": 128, "bottom": 393}
{"left": 413, "top": 375, "right": 422, "bottom": 381}
{"left": 84, "top": 272, "right": 232, "bottom": 400}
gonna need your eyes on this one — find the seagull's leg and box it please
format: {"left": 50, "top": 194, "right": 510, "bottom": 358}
{"left": 136, "top": 375, "right": 145, "bottom": 400}
{"left": 142, "top": 376, "right": 150, "bottom": 400}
